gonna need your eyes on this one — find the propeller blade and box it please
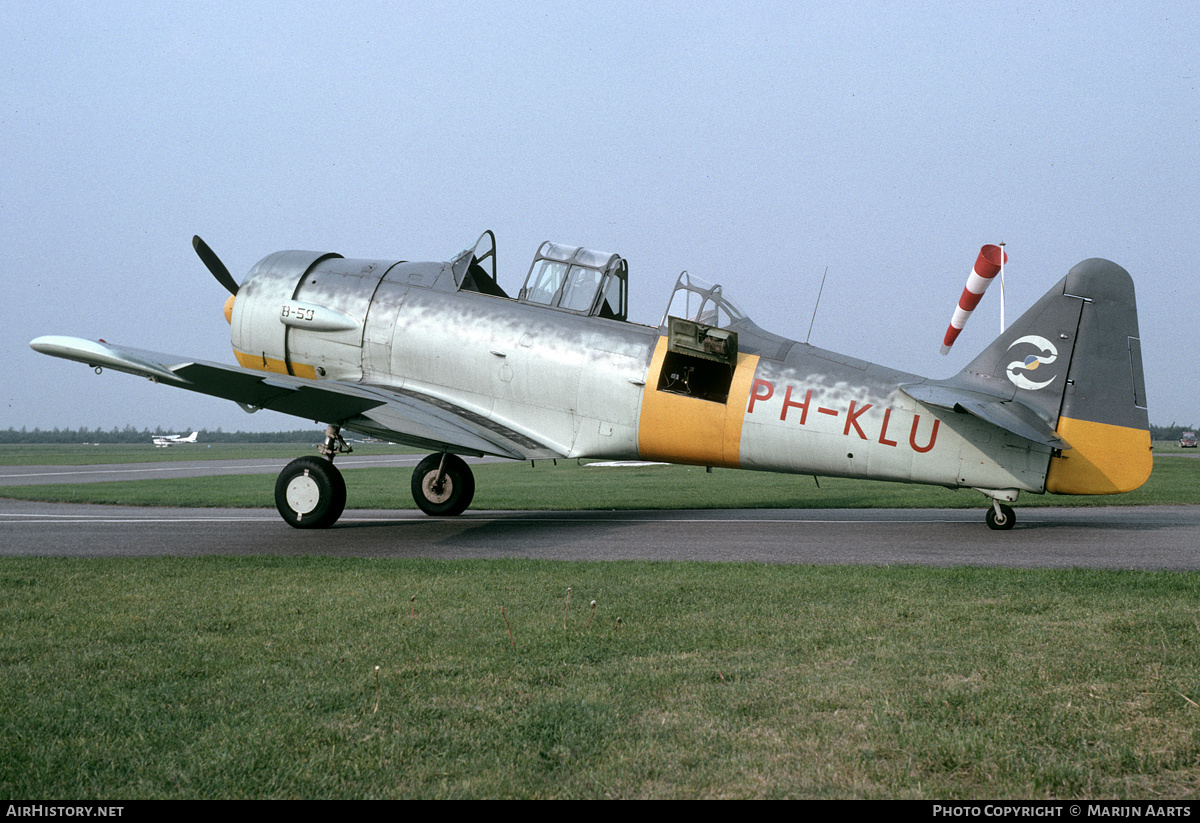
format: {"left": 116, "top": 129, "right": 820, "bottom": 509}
{"left": 193, "top": 235, "right": 239, "bottom": 296}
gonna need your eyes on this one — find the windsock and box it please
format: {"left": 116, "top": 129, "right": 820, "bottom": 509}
{"left": 940, "top": 244, "right": 1007, "bottom": 355}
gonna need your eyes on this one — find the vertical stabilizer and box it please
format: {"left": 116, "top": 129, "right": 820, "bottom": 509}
{"left": 1044, "top": 259, "right": 1151, "bottom": 493}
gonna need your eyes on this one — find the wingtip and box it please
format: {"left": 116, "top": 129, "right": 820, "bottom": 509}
{"left": 30, "top": 334, "right": 80, "bottom": 354}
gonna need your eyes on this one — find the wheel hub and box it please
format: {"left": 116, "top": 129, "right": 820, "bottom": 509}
{"left": 285, "top": 471, "right": 321, "bottom": 515}
{"left": 421, "top": 472, "right": 454, "bottom": 504}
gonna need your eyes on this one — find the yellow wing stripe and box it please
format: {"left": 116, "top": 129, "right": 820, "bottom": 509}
{"left": 636, "top": 336, "right": 760, "bottom": 467}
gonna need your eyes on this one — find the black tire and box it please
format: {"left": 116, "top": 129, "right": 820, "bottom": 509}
{"left": 411, "top": 453, "right": 475, "bottom": 516}
{"left": 985, "top": 503, "right": 1016, "bottom": 531}
{"left": 274, "top": 456, "right": 346, "bottom": 529}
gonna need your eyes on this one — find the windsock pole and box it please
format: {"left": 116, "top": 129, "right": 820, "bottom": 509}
{"left": 940, "top": 244, "right": 1008, "bottom": 355}
{"left": 998, "top": 242, "right": 1006, "bottom": 332}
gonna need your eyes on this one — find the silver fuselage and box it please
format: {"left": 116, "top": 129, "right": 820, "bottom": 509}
{"left": 229, "top": 252, "right": 1050, "bottom": 496}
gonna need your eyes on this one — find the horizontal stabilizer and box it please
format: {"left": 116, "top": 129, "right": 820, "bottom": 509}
{"left": 901, "top": 383, "right": 1067, "bottom": 448}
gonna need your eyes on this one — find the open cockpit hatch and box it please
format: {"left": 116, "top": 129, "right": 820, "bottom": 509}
{"left": 655, "top": 272, "right": 745, "bottom": 403}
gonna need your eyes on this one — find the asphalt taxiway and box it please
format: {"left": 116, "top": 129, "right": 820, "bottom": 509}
{"left": 2, "top": 499, "right": 1198, "bottom": 569}
{"left": 3, "top": 455, "right": 1198, "bottom": 569}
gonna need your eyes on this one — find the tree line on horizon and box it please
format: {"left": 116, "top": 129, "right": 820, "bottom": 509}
{"left": 1146, "top": 423, "right": 1199, "bottom": 441}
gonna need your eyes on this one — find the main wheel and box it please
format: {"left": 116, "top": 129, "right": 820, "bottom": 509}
{"left": 411, "top": 453, "right": 475, "bottom": 516}
{"left": 985, "top": 503, "right": 1016, "bottom": 531}
{"left": 275, "top": 456, "right": 346, "bottom": 529}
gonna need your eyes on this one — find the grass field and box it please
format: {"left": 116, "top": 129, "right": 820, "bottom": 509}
{"left": 1, "top": 558, "right": 1198, "bottom": 799}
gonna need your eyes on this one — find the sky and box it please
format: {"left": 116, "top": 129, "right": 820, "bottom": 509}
{"left": 3, "top": 1, "right": 1197, "bottom": 433}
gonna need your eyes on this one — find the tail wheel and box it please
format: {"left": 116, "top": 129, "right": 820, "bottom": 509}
{"left": 985, "top": 502, "right": 1016, "bottom": 531}
{"left": 411, "top": 453, "right": 475, "bottom": 516}
{"left": 275, "top": 456, "right": 346, "bottom": 529}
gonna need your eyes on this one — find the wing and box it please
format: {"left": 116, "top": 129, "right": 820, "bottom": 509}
{"left": 29, "top": 336, "right": 563, "bottom": 460}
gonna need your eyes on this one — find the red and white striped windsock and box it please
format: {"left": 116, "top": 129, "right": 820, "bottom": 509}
{"left": 940, "top": 244, "right": 1007, "bottom": 355}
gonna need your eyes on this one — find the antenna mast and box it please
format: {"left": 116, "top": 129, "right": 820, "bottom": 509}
{"left": 805, "top": 267, "right": 828, "bottom": 345}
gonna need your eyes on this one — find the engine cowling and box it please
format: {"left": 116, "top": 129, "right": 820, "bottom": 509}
{"left": 229, "top": 250, "right": 398, "bottom": 381}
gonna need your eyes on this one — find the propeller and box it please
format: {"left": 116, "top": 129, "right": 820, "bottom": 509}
{"left": 192, "top": 235, "right": 240, "bottom": 296}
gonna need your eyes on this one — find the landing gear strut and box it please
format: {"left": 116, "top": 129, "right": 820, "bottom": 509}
{"left": 274, "top": 425, "right": 350, "bottom": 529}
{"left": 411, "top": 453, "right": 475, "bottom": 516}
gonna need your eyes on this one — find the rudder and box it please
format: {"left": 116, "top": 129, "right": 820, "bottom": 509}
{"left": 1044, "top": 258, "right": 1151, "bottom": 493}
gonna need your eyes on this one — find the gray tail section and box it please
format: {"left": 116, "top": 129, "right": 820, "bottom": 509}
{"left": 905, "top": 258, "right": 1151, "bottom": 493}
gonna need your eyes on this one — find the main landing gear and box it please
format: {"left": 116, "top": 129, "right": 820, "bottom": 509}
{"left": 411, "top": 453, "right": 475, "bottom": 516}
{"left": 274, "top": 425, "right": 478, "bottom": 528}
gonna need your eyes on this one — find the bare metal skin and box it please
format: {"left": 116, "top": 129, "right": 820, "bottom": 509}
{"left": 31, "top": 231, "right": 1151, "bottom": 529}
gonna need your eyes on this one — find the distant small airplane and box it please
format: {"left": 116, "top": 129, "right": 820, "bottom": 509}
{"left": 31, "top": 231, "right": 1152, "bottom": 530}
{"left": 152, "top": 431, "right": 198, "bottom": 448}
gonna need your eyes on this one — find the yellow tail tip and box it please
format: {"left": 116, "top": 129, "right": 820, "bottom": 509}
{"left": 1047, "top": 417, "right": 1153, "bottom": 494}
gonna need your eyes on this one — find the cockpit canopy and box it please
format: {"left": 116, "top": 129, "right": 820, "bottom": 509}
{"left": 659, "top": 271, "right": 747, "bottom": 330}
{"left": 518, "top": 242, "right": 628, "bottom": 320}
{"left": 449, "top": 232, "right": 790, "bottom": 356}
